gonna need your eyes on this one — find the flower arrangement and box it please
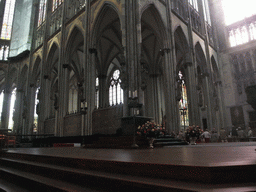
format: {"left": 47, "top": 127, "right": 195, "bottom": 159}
{"left": 137, "top": 121, "right": 166, "bottom": 138}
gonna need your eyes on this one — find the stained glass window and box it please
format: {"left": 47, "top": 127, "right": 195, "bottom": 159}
{"left": 229, "top": 22, "right": 256, "bottom": 47}
{"left": 249, "top": 23, "right": 256, "bottom": 41}
{"left": 95, "top": 77, "right": 99, "bottom": 109}
{"left": 241, "top": 26, "right": 249, "bottom": 43}
{"left": 52, "top": 0, "right": 63, "bottom": 12}
{"left": 8, "top": 88, "right": 16, "bottom": 130}
{"left": 38, "top": 0, "right": 47, "bottom": 26}
{"left": 189, "top": 0, "right": 198, "bottom": 11}
{"left": 68, "top": 71, "right": 78, "bottom": 113}
{"left": 229, "top": 30, "right": 236, "bottom": 47}
{"left": 0, "top": 91, "right": 3, "bottom": 125}
{"left": 0, "top": 45, "right": 9, "bottom": 61}
{"left": 33, "top": 88, "right": 40, "bottom": 133}
{"left": 0, "top": 46, "right": 3, "bottom": 60}
{"left": 0, "top": 0, "right": 16, "bottom": 40}
{"left": 178, "top": 71, "right": 189, "bottom": 130}
{"left": 3, "top": 46, "right": 9, "bottom": 60}
{"left": 109, "top": 70, "right": 123, "bottom": 106}
{"left": 202, "top": 0, "right": 211, "bottom": 25}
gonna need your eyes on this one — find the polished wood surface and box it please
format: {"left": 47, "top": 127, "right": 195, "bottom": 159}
{"left": 7, "top": 142, "right": 256, "bottom": 167}
{"left": 2, "top": 142, "right": 256, "bottom": 191}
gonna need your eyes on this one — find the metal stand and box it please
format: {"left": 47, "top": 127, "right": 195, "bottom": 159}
{"left": 128, "top": 95, "right": 142, "bottom": 148}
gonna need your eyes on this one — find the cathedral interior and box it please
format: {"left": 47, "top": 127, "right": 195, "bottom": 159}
{"left": 0, "top": 0, "right": 255, "bottom": 139}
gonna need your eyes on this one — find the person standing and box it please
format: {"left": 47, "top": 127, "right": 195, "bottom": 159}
{"left": 189, "top": 126, "right": 197, "bottom": 145}
{"left": 232, "top": 126, "right": 238, "bottom": 142}
{"left": 201, "top": 129, "right": 211, "bottom": 143}
{"left": 237, "top": 127, "right": 245, "bottom": 141}
{"left": 248, "top": 127, "right": 253, "bottom": 138}
{"left": 211, "top": 129, "right": 218, "bottom": 142}
{"left": 220, "top": 127, "right": 227, "bottom": 143}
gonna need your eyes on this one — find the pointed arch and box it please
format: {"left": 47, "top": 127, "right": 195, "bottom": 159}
{"left": 195, "top": 42, "right": 207, "bottom": 72}
{"left": 9, "top": 67, "right": 18, "bottom": 88}
{"left": 211, "top": 56, "right": 220, "bottom": 82}
{"left": 174, "top": 26, "right": 190, "bottom": 70}
{"left": 65, "top": 26, "right": 84, "bottom": 82}
{"left": 91, "top": 2, "right": 121, "bottom": 41}
{"left": 19, "top": 65, "right": 28, "bottom": 90}
{"left": 140, "top": 3, "right": 167, "bottom": 44}
{"left": 45, "top": 42, "right": 60, "bottom": 80}
{"left": 141, "top": 3, "right": 167, "bottom": 73}
{"left": 140, "top": 4, "right": 168, "bottom": 124}
{"left": 30, "top": 56, "right": 42, "bottom": 84}
{"left": 91, "top": 3, "right": 122, "bottom": 75}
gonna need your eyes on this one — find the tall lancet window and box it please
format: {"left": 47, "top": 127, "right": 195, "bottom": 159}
{"left": 189, "top": 0, "right": 198, "bottom": 11}
{"left": 38, "top": 0, "right": 47, "bottom": 26}
{"left": 178, "top": 71, "right": 189, "bottom": 130}
{"left": 0, "top": 0, "right": 16, "bottom": 40}
{"left": 0, "top": 45, "right": 9, "bottom": 61}
{"left": 249, "top": 23, "right": 256, "bottom": 41}
{"left": 95, "top": 77, "right": 99, "bottom": 109}
{"left": 68, "top": 71, "right": 78, "bottom": 113}
{"left": 8, "top": 88, "right": 16, "bottom": 130}
{"left": 229, "top": 30, "right": 236, "bottom": 47}
{"left": 52, "top": 0, "right": 63, "bottom": 12}
{"left": 33, "top": 87, "right": 40, "bottom": 133}
{"left": 0, "top": 91, "right": 3, "bottom": 125}
{"left": 202, "top": 0, "right": 211, "bottom": 25}
{"left": 109, "top": 70, "right": 123, "bottom": 106}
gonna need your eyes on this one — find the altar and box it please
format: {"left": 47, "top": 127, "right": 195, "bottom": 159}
{"left": 121, "top": 116, "right": 152, "bottom": 135}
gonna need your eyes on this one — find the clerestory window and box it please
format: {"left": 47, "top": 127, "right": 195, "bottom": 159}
{"left": 189, "top": 0, "right": 198, "bottom": 11}
{"left": 0, "top": 0, "right": 16, "bottom": 40}
{"left": 202, "top": 0, "right": 211, "bottom": 25}
{"left": 0, "top": 45, "right": 9, "bottom": 61}
{"left": 109, "top": 70, "right": 123, "bottom": 106}
{"left": 52, "top": 0, "right": 63, "bottom": 12}
{"left": 95, "top": 77, "right": 99, "bottom": 109}
{"left": 38, "top": 0, "right": 47, "bottom": 26}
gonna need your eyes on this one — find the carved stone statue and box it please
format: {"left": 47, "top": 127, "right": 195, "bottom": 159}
{"left": 176, "top": 76, "right": 182, "bottom": 101}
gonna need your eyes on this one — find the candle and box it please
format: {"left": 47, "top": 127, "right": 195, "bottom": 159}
{"left": 129, "top": 91, "right": 132, "bottom": 98}
{"left": 85, "top": 102, "right": 87, "bottom": 108}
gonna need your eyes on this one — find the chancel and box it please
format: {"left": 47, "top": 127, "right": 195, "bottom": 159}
{"left": 0, "top": 0, "right": 256, "bottom": 191}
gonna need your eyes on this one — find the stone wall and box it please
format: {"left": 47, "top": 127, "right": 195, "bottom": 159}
{"left": 44, "top": 118, "right": 55, "bottom": 135}
{"left": 63, "top": 114, "right": 82, "bottom": 136}
{"left": 92, "top": 105, "right": 123, "bottom": 135}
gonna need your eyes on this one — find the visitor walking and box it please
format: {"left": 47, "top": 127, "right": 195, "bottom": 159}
{"left": 201, "top": 129, "right": 211, "bottom": 143}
